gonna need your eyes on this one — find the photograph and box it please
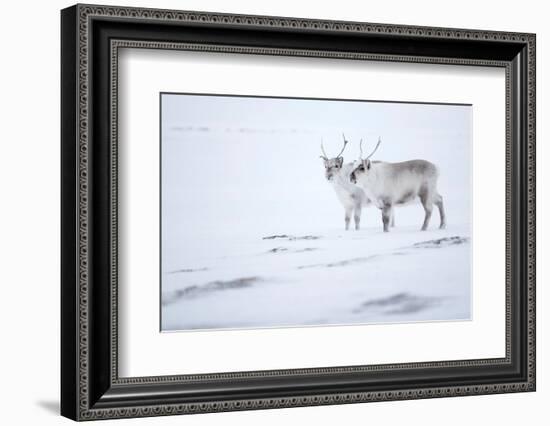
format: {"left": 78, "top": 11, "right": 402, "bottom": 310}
{"left": 160, "top": 93, "right": 473, "bottom": 332}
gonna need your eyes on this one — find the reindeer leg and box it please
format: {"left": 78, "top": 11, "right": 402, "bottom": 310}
{"left": 353, "top": 203, "right": 362, "bottom": 230}
{"left": 435, "top": 194, "right": 446, "bottom": 229}
{"left": 381, "top": 205, "right": 393, "bottom": 232}
{"left": 344, "top": 206, "right": 353, "bottom": 231}
{"left": 391, "top": 211, "right": 395, "bottom": 227}
{"left": 419, "top": 190, "right": 433, "bottom": 231}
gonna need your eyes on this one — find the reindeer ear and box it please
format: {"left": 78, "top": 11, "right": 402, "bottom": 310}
{"left": 364, "top": 159, "right": 371, "bottom": 170}
{"left": 336, "top": 157, "right": 344, "bottom": 167}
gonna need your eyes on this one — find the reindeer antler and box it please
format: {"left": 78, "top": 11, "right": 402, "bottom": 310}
{"left": 336, "top": 133, "right": 349, "bottom": 158}
{"left": 358, "top": 138, "right": 363, "bottom": 159}
{"left": 320, "top": 138, "right": 329, "bottom": 160}
{"left": 365, "top": 137, "right": 382, "bottom": 160}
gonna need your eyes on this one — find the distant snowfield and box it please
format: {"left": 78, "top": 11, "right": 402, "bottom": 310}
{"left": 161, "top": 223, "right": 471, "bottom": 331}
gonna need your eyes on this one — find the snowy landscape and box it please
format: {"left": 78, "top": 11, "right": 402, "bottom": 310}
{"left": 160, "top": 94, "right": 472, "bottom": 331}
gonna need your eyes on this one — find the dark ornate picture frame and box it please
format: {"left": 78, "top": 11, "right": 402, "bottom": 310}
{"left": 61, "top": 4, "right": 536, "bottom": 421}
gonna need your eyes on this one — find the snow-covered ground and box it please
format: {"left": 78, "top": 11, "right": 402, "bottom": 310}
{"left": 160, "top": 94, "right": 472, "bottom": 332}
{"left": 162, "top": 222, "right": 471, "bottom": 331}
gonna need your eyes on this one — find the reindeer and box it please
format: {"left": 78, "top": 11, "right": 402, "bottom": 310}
{"left": 350, "top": 138, "right": 446, "bottom": 232}
{"left": 320, "top": 134, "right": 372, "bottom": 230}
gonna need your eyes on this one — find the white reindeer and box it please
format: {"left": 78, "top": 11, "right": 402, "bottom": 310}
{"left": 350, "top": 138, "right": 446, "bottom": 232}
{"left": 320, "top": 134, "right": 372, "bottom": 230}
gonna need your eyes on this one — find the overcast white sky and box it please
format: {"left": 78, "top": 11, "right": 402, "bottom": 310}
{"left": 162, "top": 93, "right": 471, "bottom": 143}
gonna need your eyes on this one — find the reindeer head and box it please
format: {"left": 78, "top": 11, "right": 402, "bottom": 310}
{"left": 350, "top": 137, "right": 381, "bottom": 184}
{"left": 320, "top": 134, "right": 349, "bottom": 182}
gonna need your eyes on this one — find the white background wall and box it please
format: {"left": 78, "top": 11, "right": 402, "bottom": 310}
{"left": 0, "top": 0, "right": 546, "bottom": 424}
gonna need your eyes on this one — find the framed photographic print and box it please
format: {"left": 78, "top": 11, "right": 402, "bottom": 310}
{"left": 61, "top": 4, "right": 536, "bottom": 421}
